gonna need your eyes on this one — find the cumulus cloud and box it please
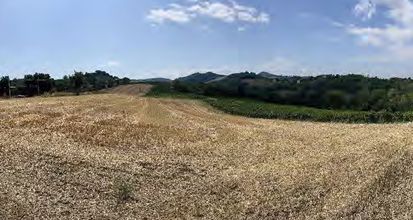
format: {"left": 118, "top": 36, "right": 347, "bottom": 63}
{"left": 146, "top": 0, "right": 270, "bottom": 25}
{"left": 146, "top": 5, "right": 193, "bottom": 24}
{"left": 353, "top": 0, "right": 413, "bottom": 25}
{"left": 348, "top": 0, "right": 413, "bottom": 61}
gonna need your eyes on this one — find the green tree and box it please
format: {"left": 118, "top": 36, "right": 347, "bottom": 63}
{"left": 23, "top": 73, "right": 53, "bottom": 96}
{"left": 323, "top": 90, "right": 347, "bottom": 109}
{"left": 54, "top": 75, "right": 71, "bottom": 92}
{"left": 121, "top": 77, "right": 131, "bottom": 85}
{"left": 70, "top": 71, "right": 85, "bottom": 95}
{"left": 0, "top": 76, "right": 10, "bottom": 97}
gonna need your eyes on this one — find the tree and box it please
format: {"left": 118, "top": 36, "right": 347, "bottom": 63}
{"left": 0, "top": 76, "right": 10, "bottom": 97}
{"left": 84, "top": 70, "right": 119, "bottom": 90}
{"left": 324, "top": 90, "right": 348, "bottom": 109}
{"left": 121, "top": 77, "right": 131, "bottom": 85}
{"left": 23, "top": 73, "right": 53, "bottom": 96}
{"left": 70, "top": 71, "right": 85, "bottom": 95}
{"left": 54, "top": 75, "right": 71, "bottom": 92}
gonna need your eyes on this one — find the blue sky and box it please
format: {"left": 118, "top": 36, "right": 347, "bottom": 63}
{"left": 1, "top": 0, "right": 413, "bottom": 79}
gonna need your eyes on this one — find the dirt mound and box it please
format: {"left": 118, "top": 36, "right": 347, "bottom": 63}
{"left": 105, "top": 84, "right": 153, "bottom": 96}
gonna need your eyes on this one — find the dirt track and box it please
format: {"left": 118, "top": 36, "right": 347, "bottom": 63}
{"left": 1, "top": 93, "right": 413, "bottom": 219}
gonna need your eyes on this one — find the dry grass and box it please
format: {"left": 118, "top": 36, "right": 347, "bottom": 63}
{"left": 1, "top": 91, "right": 413, "bottom": 219}
{"left": 104, "top": 84, "right": 153, "bottom": 96}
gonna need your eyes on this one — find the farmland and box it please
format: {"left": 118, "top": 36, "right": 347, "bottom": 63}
{"left": 1, "top": 89, "right": 413, "bottom": 219}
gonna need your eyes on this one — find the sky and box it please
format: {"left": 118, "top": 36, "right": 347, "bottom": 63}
{"left": 1, "top": 0, "right": 413, "bottom": 79}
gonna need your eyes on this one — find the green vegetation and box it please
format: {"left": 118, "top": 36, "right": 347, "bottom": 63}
{"left": 0, "top": 70, "right": 131, "bottom": 97}
{"left": 146, "top": 82, "right": 204, "bottom": 99}
{"left": 174, "top": 72, "right": 413, "bottom": 112}
{"left": 204, "top": 97, "right": 413, "bottom": 123}
{"left": 147, "top": 82, "right": 413, "bottom": 123}
{"left": 114, "top": 178, "right": 134, "bottom": 203}
{"left": 0, "top": 76, "right": 11, "bottom": 96}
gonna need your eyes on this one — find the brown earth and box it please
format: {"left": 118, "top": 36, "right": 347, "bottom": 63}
{"left": 1, "top": 93, "right": 413, "bottom": 219}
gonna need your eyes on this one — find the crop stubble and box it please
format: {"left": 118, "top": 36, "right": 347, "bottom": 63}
{"left": 1, "top": 93, "right": 413, "bottom": 219}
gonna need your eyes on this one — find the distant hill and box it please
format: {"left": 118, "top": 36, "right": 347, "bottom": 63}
{"left": 176, "top": 72, "right": 225, "bottom": 83}
{"left": 258, "top": 72, "right": 302, "bottom": 81}
{"left": 134, "top": 78, "right": 171, "bottom": 83}
{"left": 206, "top": 72, "right": 269, "bottom": 87}
{"left": 258, "top": 72, "right": 282, "bottom": 79}
{"left": 226, "top": 72, "right": 264, "bottom": 80}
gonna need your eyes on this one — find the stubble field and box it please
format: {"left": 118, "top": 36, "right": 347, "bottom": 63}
{"left": 1, "top": 88, "right": 413, "bottom": 219}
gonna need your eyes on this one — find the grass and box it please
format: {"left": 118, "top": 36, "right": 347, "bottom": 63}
{"left": 204, "top": 97, "right": 413, "bottom": 123}
{"left": 114, "top": 178, "right": 134, "bottom": 203}
{"left": 2, "top": 92, "right": 413, "bottom": 218}
{"left": 146, "top": 83, "right": 413, "bottom": 123}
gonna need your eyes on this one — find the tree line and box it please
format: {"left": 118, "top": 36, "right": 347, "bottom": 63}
{"left": 173, "top": 72, "right": 413, "bottom": 112}
{"left": 0, "top": 70, "right": 130, "bottom": 97}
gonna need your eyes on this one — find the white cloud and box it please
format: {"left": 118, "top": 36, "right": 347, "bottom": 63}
{"left": 146, "top": 8, "right": 193, "bottom": 24}
{"left": 354, "top": 0, "right": 413, "bottom": 25}
{"left": 146, "top": 0, "right": 270, "bottom": 25}
{"left": 188, "top": 2, "right": 236, "bottom": 23}
{"left": 347, "top": 0, "right": 413, "bottom": 61}
{"left": 107, "top": 61, "right": 121, "bottom": 67}
{"left": 354, "top": 0, "right": 376, "bottom": 20}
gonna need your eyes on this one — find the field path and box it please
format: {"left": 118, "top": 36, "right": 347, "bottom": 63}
{"left": 1, "top": 94, "right": 413, "bottom": 219}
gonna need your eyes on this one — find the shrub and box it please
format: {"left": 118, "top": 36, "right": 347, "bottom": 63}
{"left": 114, "top": 178, "right": 134, "bottom": 203}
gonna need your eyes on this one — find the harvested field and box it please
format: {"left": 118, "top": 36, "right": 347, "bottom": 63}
{"left": 1, "top": 93, "right": 413, "bottom": 219}
{"left": 104, "top": 84, "right": 153, "bottom": 96}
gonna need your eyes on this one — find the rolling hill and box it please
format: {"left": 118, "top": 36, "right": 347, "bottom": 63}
{"left": 176, "top": 72, "right": 225, "bottom": 83}
{"left": 133, "top": 78, "right": 172, "bottom": 83}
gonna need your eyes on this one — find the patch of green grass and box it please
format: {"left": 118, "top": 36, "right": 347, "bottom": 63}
{"left": 114, "top": 178, "right": 134, "bottom": 203}
{"left": 146, "top": 84, "right": 413, "bottom": 123}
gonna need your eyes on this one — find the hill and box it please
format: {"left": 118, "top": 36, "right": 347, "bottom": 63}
{"left": 133, "top": 78, "right": 171, "bottom": 83}
{"left": 176, "top": 72, "right": 225, "bottom": 83}
{"left": 258, "top": 71, "right": 290, "bottom": 80}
